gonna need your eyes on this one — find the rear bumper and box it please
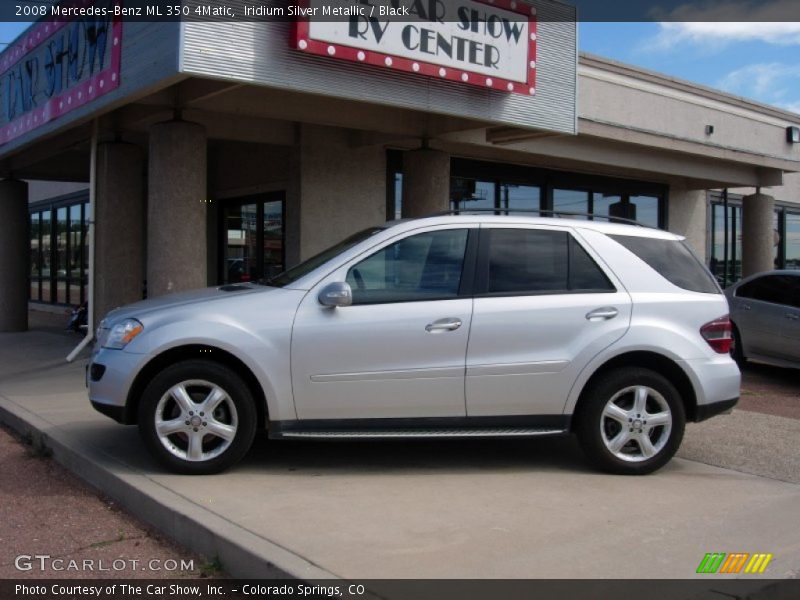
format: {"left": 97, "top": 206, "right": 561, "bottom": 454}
{"left": 695, "top": 397, "right": 739, "bottom": 422}
{"left": 679, "top": 356, "right": 741, "bottom": 422}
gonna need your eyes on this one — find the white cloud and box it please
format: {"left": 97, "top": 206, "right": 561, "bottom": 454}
{"left": 658, "top": 22, "right": 800, "bottom": 47}
{"left": 643, "top": 0, "right": 800, "bottom": 50}
{"left": 716, "top": 62, "right": 800, "bottom": 112}
{"left": 777, "top": 101, "right": 800, "bottom": 114}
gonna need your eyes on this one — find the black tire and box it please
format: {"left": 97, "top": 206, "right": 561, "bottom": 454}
{"left": 575, "top": 368, "right": 686, "bottom": 475}
{"left": 138, "top": 360, "right": 257, "bottom": 475}
{"left": 730, "top": 324, "right": 747, "bottom": 364}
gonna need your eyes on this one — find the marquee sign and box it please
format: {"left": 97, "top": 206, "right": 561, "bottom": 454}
{"left": 294, "top": 0, "right": 537, "bottom": 95}
{"left": 0, "top": 0, "right": 122, "bottom": 146}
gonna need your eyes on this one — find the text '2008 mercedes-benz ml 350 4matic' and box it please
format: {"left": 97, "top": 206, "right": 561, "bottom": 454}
{"left": 88, "top": 215, "right": 740, "bottom": 475}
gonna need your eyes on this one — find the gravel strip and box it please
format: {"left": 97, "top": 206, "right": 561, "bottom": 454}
{"left": 0, "top": 425, "right": 223, "bottom": 580}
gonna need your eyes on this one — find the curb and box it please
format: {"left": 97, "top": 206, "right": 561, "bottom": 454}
{"left": 0, "top": 394, "right": 340, "bottom": 581}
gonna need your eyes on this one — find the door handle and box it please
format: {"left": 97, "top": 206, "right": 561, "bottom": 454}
{"left": 586, "top": 307, "right": 619, "bottom": 321}
{"left": 742, "top": 304, "right": 751, "bottom": 311}
{"left": 785, "top": 313, "right": 799, "bottom": 321}
{"left": 425, "top": 318, "right": 462, "bottom": 333}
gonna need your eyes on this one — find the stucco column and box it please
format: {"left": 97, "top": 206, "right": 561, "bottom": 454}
{"left": 742, "top": 193, "right": 775, "bottom": 278}
{"left": 94, "top": 142, "right": 145, "bottom": 324}
{"left": 667, "top": 186, "right": 707, "bottom": 261}
{"left": 401, "top": 148, "right": 450, "bottom": 218}
{"left": 148, "top": 120, "right": 207, "bottom": 297}
{"left": 0, "top": 179, "right": 29, "bottom": 332}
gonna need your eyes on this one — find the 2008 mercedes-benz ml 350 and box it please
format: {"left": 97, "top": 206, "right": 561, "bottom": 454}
{"left": 88, "top": 215, "right": 740, "bottom": 475}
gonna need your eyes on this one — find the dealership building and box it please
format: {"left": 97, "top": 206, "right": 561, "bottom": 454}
{"left": 0, "top": 1, "right": 799, "bottom": 332}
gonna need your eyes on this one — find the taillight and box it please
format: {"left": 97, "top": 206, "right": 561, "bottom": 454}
{"left": 701, "top": 315, "right": 732, "bottom": 354}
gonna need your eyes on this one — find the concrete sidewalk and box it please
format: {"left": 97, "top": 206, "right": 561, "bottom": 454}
{"left": 1, "top": 324, "right": 799, "bottom": 581}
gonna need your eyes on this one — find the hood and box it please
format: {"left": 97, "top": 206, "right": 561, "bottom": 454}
{"left": 101, "top": 284, "right": 272, "bottom": 326}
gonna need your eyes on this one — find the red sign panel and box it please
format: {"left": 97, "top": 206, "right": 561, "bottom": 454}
{"left": 0, "top": 0, "right": 123, "bottom": 146}
{"left": 294, "top": 0, "right": 537, "bottom": 95}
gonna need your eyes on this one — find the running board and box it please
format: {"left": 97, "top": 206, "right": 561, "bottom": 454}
{"left": 277, "top": 428, "right": 568, "bottom": 440}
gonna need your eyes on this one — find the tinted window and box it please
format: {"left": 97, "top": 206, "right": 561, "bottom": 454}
{"left": 570, "top": 237, "right": 615, "bottom": 291}
{"left": 482, "top": 229, "right": 614, "bottom": 295}
{"left": 737, "top": 275, "right": 800, "bottom": 308}
{"left": 610, "top": 235, "right": 719, "bottom": 294}
{"left": 346, "top": 229, "right": 468, "bottom": 304}
{"left": 486, "top": 229, "right": 568, "bottom": 293}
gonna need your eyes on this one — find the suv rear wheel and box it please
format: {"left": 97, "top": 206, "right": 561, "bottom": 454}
{"left": 138, "top": 360, "right": 257, "bottom": 474}
{"left": 576, "top": 368, "right": 685, "bottom": 475}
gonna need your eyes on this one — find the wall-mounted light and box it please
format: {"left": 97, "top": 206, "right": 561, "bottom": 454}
{"left": 705, "top": 125, "right": 715, "bottom": 135}
{"left": 788, "top": 126, "right": 800, "bottom": 144}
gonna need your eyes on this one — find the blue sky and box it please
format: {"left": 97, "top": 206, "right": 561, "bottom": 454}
{"left": 580, "top": 22, "right": 800, "bottom": 114}
{"left": 2, "top": 20, "right": 798, "bottom": 114}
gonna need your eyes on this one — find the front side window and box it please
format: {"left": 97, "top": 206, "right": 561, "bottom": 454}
{"left": 346, "top": 229, "right": 469, "bottom": 304}
{"left": 482, "top": 229, "right": 614, "bottom": 295}
{"left": 266, "top": 227, "right": 384, "bottom": 288}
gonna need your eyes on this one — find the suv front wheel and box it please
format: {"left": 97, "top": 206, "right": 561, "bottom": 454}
{"left": 138, "top": 360, "right": 257, "bottom": 474}
{"left": 575, "top": 368, "right": 686, "bottom": 475}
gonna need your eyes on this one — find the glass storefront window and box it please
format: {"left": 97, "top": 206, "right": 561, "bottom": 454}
{"left": 224, "top": 203, "right": 259, "bottom": 284}
{"left": 592, "top": 194, "right": 620, "bottom": 222}
{"left": 41, "top": 210, "right": 52, "bottom": 303}
{"left": 393, "top": 173, "right": 402, "bottom": 220}
{"left": 451, "top": 180, "right": 495, "bottom": 213}
{"left": 56, "top": 207, "right": 68, "bottom": 304}
{"left": 30, "top": 213, "right": 41, "bottom": 301}
{"left": 629, "top": 195, "right": 660, "bottom": 228}
{"left": 29, "top": 200, "right": 89, "bottom": 306}
{"left": 394, "top": 155, "right": 667, "bottom": 227}
{"left": 221, "top": 195, "right": 285, "bottom": 284}
{"left": 501, "top": 184, "right": 540, "bottom": 214}
{"left": 263, "top": 200, "right": 285, "bottom": 280}
{"left": 786, "top": 212, "right": 800, "bottom": 270}
{"left": 82, "top": 203, "right": 89, "bottom": 300}
{"left": 69, "top": 204, "right": 83, "bottom": 303}
{"left": 553, "top": 189, "right": 589, "bottom": 218}
{"left": 709, "top": 202, "right": 742, "bottom": 287}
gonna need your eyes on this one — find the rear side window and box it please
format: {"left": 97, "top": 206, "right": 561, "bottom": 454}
{"left": 737, "top": 275, "right": 800, "bottom": 308}
{"left": 610, "top": 235, "right": 719, "bottom": 294}
{"left": 481, "top": 229, "right": 615, "bottom": 295}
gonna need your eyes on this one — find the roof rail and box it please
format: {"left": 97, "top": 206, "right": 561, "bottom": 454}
{"left": 425, "top": 208, "right": 654, "bottom": 228}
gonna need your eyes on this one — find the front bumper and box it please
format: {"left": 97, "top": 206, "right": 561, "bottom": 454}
{"left": 90, "top": 399, "right": 128, "bottom": 423}
{"left": 88, "top": 347, "right": 149, "bottom": 424}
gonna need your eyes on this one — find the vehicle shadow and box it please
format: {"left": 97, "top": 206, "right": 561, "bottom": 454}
{"left": 234, "top": 433, "right": 595, "bottom": 476}
{"left": 741, "top": 360, "right": 800, "bottom": 386}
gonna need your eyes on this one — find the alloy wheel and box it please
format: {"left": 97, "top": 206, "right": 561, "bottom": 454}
{"left": 599, "top": 385, "right": 672, "bottom": 462}
{"left": 154, "top": 379, "right": 239, "bottom": 462}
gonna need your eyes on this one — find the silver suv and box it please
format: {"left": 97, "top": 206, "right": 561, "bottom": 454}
{"left": 88, "top": 215, "right": 740, "bottom": 475}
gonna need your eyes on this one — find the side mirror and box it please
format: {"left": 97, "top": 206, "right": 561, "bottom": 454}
{"left": 318, "top": 282, "right": 353, "bottom": 308}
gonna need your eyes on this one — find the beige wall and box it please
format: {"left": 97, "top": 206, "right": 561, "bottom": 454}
{"left": 298, "top": 125, "right": 386, "bottom": 260}
{"left": 579, "top": 58, "right": 799, "bottom": 178}
{"left": 729, "top": 171, "right": 800, "bottom": 206}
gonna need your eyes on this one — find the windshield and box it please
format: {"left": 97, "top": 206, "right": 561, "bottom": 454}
{"left": 262, "top": 227, "right": 386, "bottom": 288}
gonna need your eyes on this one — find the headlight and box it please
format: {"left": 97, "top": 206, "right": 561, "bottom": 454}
{"left": 103, "top": 319, "right": 144, "bottom": 349}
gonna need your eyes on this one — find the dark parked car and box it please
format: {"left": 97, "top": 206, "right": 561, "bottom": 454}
{"left": 725, "top": 271, "right": 800, "bottom": 368}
